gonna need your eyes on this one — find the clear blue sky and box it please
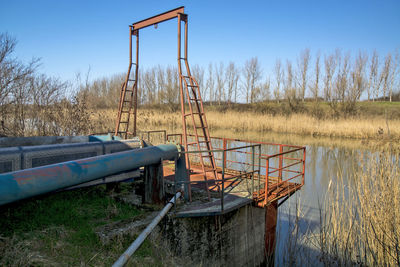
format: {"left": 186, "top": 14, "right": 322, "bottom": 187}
{"left": 1, "top": 0, "right": 399, "bottom": 83}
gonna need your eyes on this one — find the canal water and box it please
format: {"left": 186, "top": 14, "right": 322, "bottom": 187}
{"left": 147, "top": 128, "right": 380, "bottom": 265}
{"left": 208, "top": 129, "right": 371, "bottom": 265}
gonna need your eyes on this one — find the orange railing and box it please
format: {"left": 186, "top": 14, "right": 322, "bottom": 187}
{"left": 260, "top": 146, "right": 306, "bottom": 206}
{"left": 165, "top": 132, "right": 306, "bottom": 206}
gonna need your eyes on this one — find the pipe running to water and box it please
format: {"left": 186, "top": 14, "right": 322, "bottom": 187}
{"left": 112, "top": 191, "right": 182, "bottom": 267}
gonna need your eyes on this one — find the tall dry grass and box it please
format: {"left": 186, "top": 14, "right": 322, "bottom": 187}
{"left": 91, "top": 108, "right": 400, "bottom": 141}
{"left": 316, "top": 152, "right": 400, "bottom": 266}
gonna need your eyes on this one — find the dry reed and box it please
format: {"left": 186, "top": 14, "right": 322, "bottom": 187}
{"left": 316, "top": 152, "right": 400, "bottom": 266}
{"left": 91, "top": 108, "right": 400, "bottom": 141}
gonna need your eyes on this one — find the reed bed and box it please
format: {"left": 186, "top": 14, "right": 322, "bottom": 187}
{"left": 91, "top": 108, "right": 400, "bottom": 141}
{"left": 313, "top": 152, "right": 400, "bottom": 266}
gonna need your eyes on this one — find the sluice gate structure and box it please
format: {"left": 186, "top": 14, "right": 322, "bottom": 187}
{"left": 113, "top": 7, "right": 306, "bottom": 264}
{"left": 0, "top": 7, "right": 307, "bottom": 267}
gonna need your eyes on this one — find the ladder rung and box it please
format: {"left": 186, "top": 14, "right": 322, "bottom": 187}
{"left": 179, "top": 57, "right": 187, "bottom": 60}
{"left": 187, "top": 140, "right": 210, "bottom": 146}
{"left": 187, "top": 85, "right": 198, "bottom": 87}
{"left": 184, "top": 112, "right": 204, "bottom": 117}
{"left": 187, "top": 142, "right": 198, "bottom": 146}
{"left": 128, "top": 79, "right": 135, "bottom": 82}
{"left": 189, "top": 98, "right": 199, "bottom": 101}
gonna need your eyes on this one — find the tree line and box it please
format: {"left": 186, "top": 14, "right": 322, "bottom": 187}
{"left": 82, "top": 49, "right": 399, "bottom": 110}
{"left": 0, "top": 33, "right": 91, "bottom": 136}
{"left": 1, "top": 32, "right": 399, "bottom": 136}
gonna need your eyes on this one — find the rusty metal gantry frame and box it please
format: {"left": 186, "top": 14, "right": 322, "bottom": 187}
{"left": 115, "top": 7, "right": 186, "bottom": 138}
{"left": 115, "top": 7, "right": 218, "bottom": 196}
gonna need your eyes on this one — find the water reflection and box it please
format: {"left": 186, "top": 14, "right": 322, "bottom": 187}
{"left": 209, "top": 130, "right": 366, "bottom": 266}
{"left": 150, "top": 127, "right": 390, "bottom": 265}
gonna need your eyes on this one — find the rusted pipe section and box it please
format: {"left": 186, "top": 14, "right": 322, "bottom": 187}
{"left": 0, "top": 144, "right": 178, "bottom": 206}
{"left": 112, "top": 191, "right": 182, "bottom": 267}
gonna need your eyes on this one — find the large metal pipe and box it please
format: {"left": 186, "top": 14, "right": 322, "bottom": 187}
{"left": 113, "top": 191, "right": 182, "bottom": 267}
{"left": 0, "top": 144, "right": 178, "bottom": 206}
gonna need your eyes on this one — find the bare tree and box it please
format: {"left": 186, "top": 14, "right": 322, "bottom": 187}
{"left": 323, "top": 53, "right": 337, "bottom": 101}
{"left": 262, "top": 76, "right": 271, "bottom": 101}
{"left": 310, "top": 52, "right": 320, "bottom": 100}
{"left": 380, "top": 53, "right": 392, "bottom": 101}
{"left": 156, "top": 65, "right": 165, "bottom": 104}
{"left": 215, "top": 62, "right": 225, "bottom": 105}
{"left": 334, "top": 51, "right": 350, "bottom": 102}
{"left": 273, "top": 59, "right": 283, "bottom": 102}
{"left": 165, "top": 66, "right": 179, "bottom": 105}
{"left": 192, "top": 64, "right": 205, "bottom": 100}
{"left": 367, "top": 50, "right": 379, "bottom": 101}
{"left": 389, "top": 50, "right": 400, "bottom": 102}
{"left": 348, "top": 52, "right": 368, "bottom": 102}
{"left": 225, "top": 62, "right": 239, "bottom": 103}
{"left": 297, "top": 48, "right": 311, "bottom": 101}
{"left": 143, "top": 68, "right": 157, "bottom": 104}
{"left": 206, "top": 63, "right": 214, "bottom": 104}
{"left": 0, "top": 33, "right": 38, "bottom": 136}
{"left": 284, "top": 60, "right": 296, "bottom": 101}
{"left": 243, "top": 57, "right": 262, "bottom": 103}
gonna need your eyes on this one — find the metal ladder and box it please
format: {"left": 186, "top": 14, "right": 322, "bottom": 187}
{"left": 179, "top": 60, "right": 219, "bottom": 198}
{"left": 177, "top": 14, "right": 219, "bottom": 199}
{"left": 115, "top": 28, "right": 138, "bottom": 139}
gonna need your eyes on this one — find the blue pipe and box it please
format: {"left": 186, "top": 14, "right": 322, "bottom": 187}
{"left": 0, "top": 144, "right": 178, "bottom": 206}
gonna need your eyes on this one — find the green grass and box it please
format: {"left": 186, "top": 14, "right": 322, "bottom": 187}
{"left": 0, "top": 185, "right": 166, "bottom": 266}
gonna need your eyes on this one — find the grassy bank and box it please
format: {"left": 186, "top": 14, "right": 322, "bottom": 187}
{"left": 91, "top": 102, "right": 400, "bottom": 141}
{"left": 0, "top": 185, "right": 169, "bottom": 266}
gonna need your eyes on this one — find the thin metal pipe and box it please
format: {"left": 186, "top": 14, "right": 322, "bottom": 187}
{"left": 112, "top": 191, "right": 182, "bottom": 267}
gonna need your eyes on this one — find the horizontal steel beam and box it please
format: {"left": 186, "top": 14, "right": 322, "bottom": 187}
{"left": 132, "top": 6, "right": 184, "bottom": 31}
{"left": 0, "top": 144, "right": 179, "bottom": 206}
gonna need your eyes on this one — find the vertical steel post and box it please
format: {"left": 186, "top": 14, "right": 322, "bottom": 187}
{"left": 221, "top": 149, "right": 225, "bottom": 211}
{"left": 251, "top": 145, "right": 255, "bottom": 196}
{"left": 223, "top": 138, "right": 227, "bottom": 169}
{"left": 302, "top": 148, "right": 306, "bottom": 186}
{"left": 264, "top": 201, "right": 278, "bottom": 264}
{"left": 278, "top": 145, "right": 283, "bottom": 182}
{"left": 258, "top": 144, "right": 261, "bottom": 195}
{"left": 133, "top": 30, "right": 139, "bottom": 137}
{"left": 177, "top": 14, "right": 191, "bottom": 200}
{"left": 264, "top": 158, "right": 270, "bottom": 207}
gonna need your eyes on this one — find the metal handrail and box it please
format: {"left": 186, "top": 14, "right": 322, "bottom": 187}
{"left": 174, "top": 143, "right": 261, "bottom": 211}
{"left": 166, "top": 132, "right": 306, "bottom": 208}
{"left": 263, "top": 146, "right": 306, "bottom": 206}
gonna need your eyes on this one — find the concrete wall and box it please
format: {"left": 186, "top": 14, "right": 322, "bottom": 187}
{"left": 0, "top": 138, "right": 141, "bottom": 174}
{"left": 158, "top": 204, "right": 266, "bottom": 267}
